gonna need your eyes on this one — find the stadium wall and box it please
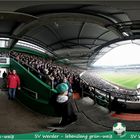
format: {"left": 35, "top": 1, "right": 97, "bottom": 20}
{"left": 10, "top": 58, "right": 59, "bottom": 116}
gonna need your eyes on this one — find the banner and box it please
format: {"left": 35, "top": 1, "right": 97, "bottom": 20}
{"left": 0, "top": 131, "right": 140, "bottom": 140}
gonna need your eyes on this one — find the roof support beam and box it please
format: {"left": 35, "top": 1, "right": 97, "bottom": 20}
{"left": 6, "top": 12, "right": 123, "bottom": 62}
{"left": 2, "top": 12, "right": 38, "bottom": 50}
{"left": 48, "top": 37, "right": 108, "bottom": 48}
{"left": 78, "top": 22, "right": 86, "bottom": 45}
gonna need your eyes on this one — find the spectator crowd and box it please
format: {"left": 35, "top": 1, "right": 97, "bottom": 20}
{"left": 11, "top": 51, "right": 82, "bottom": 94}
{"left": 81, "top": 71, "right": 139, "bottom": 101}
{"left": 10, "top": 51, "right": 139, "bottom": 102}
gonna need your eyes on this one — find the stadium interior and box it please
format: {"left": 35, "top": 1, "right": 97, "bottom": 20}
{"left": 0, "top": 0, "right": 140, "bottom": 133}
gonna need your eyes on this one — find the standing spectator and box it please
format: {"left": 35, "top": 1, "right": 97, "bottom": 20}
{"left": 2, "top": 71, "right": 7, "bottom": 79}
{"left": 111, "top": 97, "right": 126, "bottom": 114}
{"left": 63, "top": 76, "right": 73, "bottom": 97}
{"left": 7, "top": 70, "right": 20, "bottom": 100}
{"left": 55, "top": 83, "right": 77, "bottom": 127}
{"left": 136, "top": 88, "right": 140, "bottom": 101}
{"left": 2, "top": 71, "right": 7, "bottom": 89}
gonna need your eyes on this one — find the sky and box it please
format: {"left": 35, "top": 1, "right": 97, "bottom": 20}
{"left": 93, "top": 43, "right": 140, "bottom": 66}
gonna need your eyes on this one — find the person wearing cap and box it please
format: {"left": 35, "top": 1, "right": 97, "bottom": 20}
{"left": 56, "top": 82, "right": 77, "bottom": 126}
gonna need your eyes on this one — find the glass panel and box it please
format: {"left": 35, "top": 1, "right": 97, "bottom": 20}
{"left": 132, "top": 39, "right": 140, "bottom": 45}
{"left": 17, "top": 40, "right": 46, "bottom": 53}
{"left": 115, "top": 40, "right": 131, "bottom": 45}
{"left": 109, "top": 43, "right": 118, "bottom": 48}
{"left": 0, "top": 38, "right": 9, "bottom": 48}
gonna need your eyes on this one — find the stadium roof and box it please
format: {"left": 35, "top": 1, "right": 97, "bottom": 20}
{"left": 0, "top": 0, "right": 140, "bottom": 69}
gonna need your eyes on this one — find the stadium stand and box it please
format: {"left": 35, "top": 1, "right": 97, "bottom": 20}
{"left": 10, "top": 51, "right": 140, "bottom": 107}
{"left": 10, "top": 51, "right": 81, "bottom": 92}
{"left": 81, "top": 71, "right": 139, "bottom": 102}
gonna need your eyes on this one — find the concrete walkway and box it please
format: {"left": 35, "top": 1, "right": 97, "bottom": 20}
{"left": 56, "top": 97, "right": 140, "bottom": 133}
{"left": 0, "top": 89, "right": 140, "bottom": 134}
{"left": 0, "top": 90, "right": 60, "bottom": 134}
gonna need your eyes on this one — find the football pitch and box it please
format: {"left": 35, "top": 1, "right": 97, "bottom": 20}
{"left": 99, "top": 72, "right": 140, "bottom": 89}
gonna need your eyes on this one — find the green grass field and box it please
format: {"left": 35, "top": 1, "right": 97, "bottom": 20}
{"left": 99, "top": 72, "right": 140, "bottom": 89}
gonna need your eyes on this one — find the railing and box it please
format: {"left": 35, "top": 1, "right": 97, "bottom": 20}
{"left": 22, "top": 86, "right": 38, "bottom": 99}
{"left": 10, "top": 55, "right": 54, "bottom": 89}
{"left": 10, "top": 55, "right": 140, "bottom": 104}
{"left": 81, "top": 77, "right": 139, "bottom": 104}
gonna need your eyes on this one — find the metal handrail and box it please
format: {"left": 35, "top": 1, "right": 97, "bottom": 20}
{"left": 10, "top": 56, "right": 46, "bottom": 77}
{"left": 10, "top": 56, "right": 54, "bottom": 89}
{"left": 81, "top": 78, "right": 139, "bottom": 103}
{"left": 22, "top": 86, "right": 38, "bottom": 99}
{"left": 10, "top": 55, "right": 139, "bottom": 103}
